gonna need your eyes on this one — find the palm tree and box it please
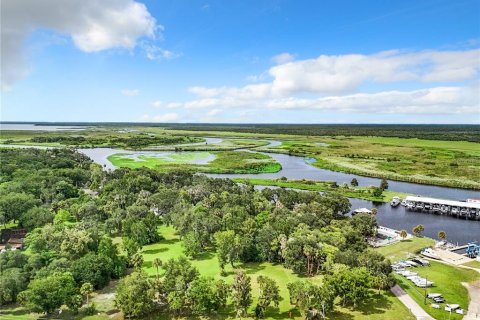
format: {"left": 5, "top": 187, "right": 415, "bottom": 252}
{"left": 413, "top": 224, "right": 425, "bottom": 237}
{"left": 131, "top": 253, "right": 144, "bottom": 270}
{"left": 399, "top": 230, "right": 408, "bottom": 241}
{"left": 153, "top": 258, "right": 162, "bottom": 279}
{"left": 438, "top": 230, "right": 447, "bottom": 241}
{"left": 80, "top": 282, "right": 93, "bottom": 305}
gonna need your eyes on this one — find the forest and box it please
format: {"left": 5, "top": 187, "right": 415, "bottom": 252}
{"left": 0, "top": 148, "right": 394, "bottom": 319}
{"left": 159, "top": 124, "right": 480, "bottom": 142}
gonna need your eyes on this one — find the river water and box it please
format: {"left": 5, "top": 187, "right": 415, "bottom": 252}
{"left": 207, "top": 152, "right": 480, "bottom": 200}
{"left": 0, "top": 123, "right": 87, "bottom": 131}
{"left": 1, "top": 133, "right": 478, "bottom": 244}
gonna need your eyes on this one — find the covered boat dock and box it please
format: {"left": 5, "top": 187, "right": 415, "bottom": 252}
{"left": 405, "top": 196, "right": 480, "bottom": 220}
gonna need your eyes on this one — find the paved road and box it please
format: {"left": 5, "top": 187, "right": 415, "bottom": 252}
{"left": 463, "top": 280, "right": 480, "bottom": 320}
{"left": 391, "top": 285, "right": 435, "bottom": 320}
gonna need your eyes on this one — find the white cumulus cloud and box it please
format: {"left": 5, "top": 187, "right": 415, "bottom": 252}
{"left": 1, "top": 0, "right": 159, "bottom": 90}
{"left": 142, "top": 113, "right": 179, "bottom": 122}
{"left": 268, "top": 49, "right": 480, "bottom": 95}
{"left": 271, "top": 52, "right": 296, "bottom": 64}
{"left": 121, "top": 89, "right": 140, "bottom": 97}
{"left": 154, "top": 84, "right": 480, "bottom": 115}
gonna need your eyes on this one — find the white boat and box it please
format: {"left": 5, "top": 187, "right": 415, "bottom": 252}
{"left": 352, "top": 208, "right": 372, "bottom": 215}
{"left": 445, "top": 304, "right": 460, "bottom": 312}
{"left": 414, "top": 278, "right": 433, "bottom": 287}
{"left": 405, "top": 260, "right": 419, "bottom": 267}
{"left": 451, "top": 207, "right": 459, "bottom": 215}
{"left": 401, "top": 271, "right": 417, "bottom": 277}
{"left": 421, "top": 248, "right": 440, "bottom": 260}
{"left": 401, "top": 200, "right": 407, "bottom": 206}
{"left": 390, "top": 196, "right": 401, "bottom": 207}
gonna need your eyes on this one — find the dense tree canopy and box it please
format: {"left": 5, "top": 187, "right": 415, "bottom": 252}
{"left": 0, "top": 148, "right": 394, "bottom": 318}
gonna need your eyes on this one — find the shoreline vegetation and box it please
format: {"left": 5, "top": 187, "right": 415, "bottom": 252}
{"left": 232, "top": 177, "right": 409, "bottom": 202}
{"left": 1, "top": 125, "right": 479, "bottom": 189}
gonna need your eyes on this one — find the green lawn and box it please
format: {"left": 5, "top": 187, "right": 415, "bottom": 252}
{"left": 462, "top": 260, "right": 480, "bottom": 269}
{"left": 375, "top": 238, "right": 480, "bottom": 320}
{"left": 140, "top": 226, "right": 413, "bottom": 320}
{"left": 394, "top": 261, "right": 479, "bottom": 320}
{"left": 375, "top": 237, "right": 435, "bottom": 262}
{"left": 232, "top": 177, "right": 410, "bottom": 202}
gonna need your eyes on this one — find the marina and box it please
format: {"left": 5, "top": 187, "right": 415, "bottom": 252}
{"left": 404, "top": 196, "right": 480, "bottom": 220}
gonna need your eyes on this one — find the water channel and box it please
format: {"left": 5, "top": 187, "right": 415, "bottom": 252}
{"left": 1, "top": 133, "right": 479, "bottom": 245}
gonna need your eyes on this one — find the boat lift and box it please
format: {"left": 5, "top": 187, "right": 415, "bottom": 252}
{"left": 466, "top": 242, "right": 480, "bottom": 258}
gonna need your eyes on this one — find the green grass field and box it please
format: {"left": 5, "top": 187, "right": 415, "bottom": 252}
{"left": 232, "top": 177, "right": 410, "bottom": 202}
{"left": 375, "top": 237, "right": 436, "bottom": 262}
{"left": 139, "top": 226, "right": 414, "bottom": 320}
{"left": 462, "top": 260, "right": 480, "bottom": 269}
{"left": 394, "top": 261, "right": 479, "bottom": 320}
{"left": 375, "top": 238, "right": 479, "bottom": 320}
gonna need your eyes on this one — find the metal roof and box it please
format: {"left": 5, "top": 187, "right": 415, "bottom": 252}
{"left": 405, "top": 196, "right": 480, "bottom": 209}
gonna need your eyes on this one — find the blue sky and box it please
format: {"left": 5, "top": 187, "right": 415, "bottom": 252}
{"left": 1, "top": 0, "right": 479, "bottom": 123}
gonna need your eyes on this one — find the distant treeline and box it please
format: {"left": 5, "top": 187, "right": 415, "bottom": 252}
{"left": 3, "top": 123, "right": 479, "bottom": 142}
{"left": 161, "top": 124, "right": 480, "bottom": 142}
{"left": 30, "top": 135, "right": 200, "bottom": 148}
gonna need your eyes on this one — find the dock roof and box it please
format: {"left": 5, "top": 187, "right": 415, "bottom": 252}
{"left": 405, "top": 196, "right": 480, "bottom": 209}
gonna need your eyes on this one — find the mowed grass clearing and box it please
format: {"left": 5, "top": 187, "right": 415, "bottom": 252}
{"left": 375, "top": 237, "right": 435, "bottom": 262}
{"left": 375, "top": 238, "right": 480, "bottom": 320}
{"left": 141, "top": 225, "right": 414, "bottom": 320}
{"left": 394, "top": 261, "right": 479, "bottom": 320}
{"left": 462, "top": 260, "right": 480, "bottom": 269}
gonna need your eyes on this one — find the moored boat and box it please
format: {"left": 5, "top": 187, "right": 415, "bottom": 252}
{"left": 421, "top": 248, "right": 440, "bottom": 259}
{"left": 390, "top": 196, "right": 401, "bottom": 207}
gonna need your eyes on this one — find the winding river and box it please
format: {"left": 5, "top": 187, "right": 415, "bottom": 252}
{"left": 2, "top": 134, "right": 479, "bottom": 244}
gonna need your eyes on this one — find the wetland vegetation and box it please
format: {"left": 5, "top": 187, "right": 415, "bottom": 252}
{"left": 108, "top": 151, "right": 282, "bottom": 174}
{"left": 1, "top": 125, "right": 479, "bottom": 320}
{"left": 232, "top": 178, "right": 409, "bottom": 202}
{"left": 1, "top": 124, "right": 478, "bottom": 189}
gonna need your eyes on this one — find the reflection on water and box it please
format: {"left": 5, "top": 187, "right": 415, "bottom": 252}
{"left": 208, "top": 152, "right": 480, "bottom": 200}
{"left": 2, "top": 137, "right": 479, "bottom": 245}
{"left": 253, "top": 185, "right": 480, "bottom": 245}
{"left": 349, "top": 198, "right": 480, "bottom": 245}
